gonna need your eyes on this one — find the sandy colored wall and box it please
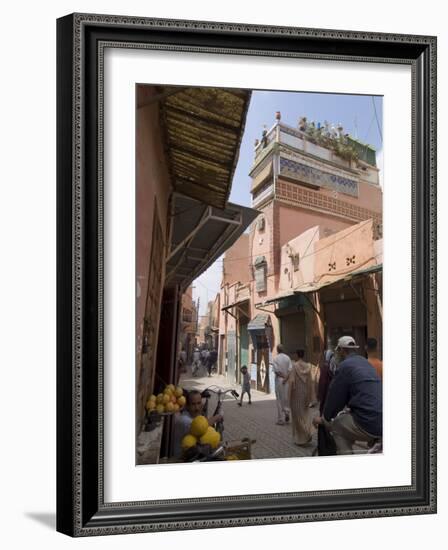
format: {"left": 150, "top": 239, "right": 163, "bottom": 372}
{"left": 135, "top": 86, "right": 172, "bottom": 380}
{"left": 278, "top": 203, "right": 352, "bottom": 248}
{"left": 182, "top": 285, "right": 194, "bottom": 310}
{"left": 276, "top": 177, "right": 383, "bottom": 231}
{"left": 374, "top": 238, "right": 383, "bottom": 264}
{"left": 315, "top": 180, "right": 382, "bottom": 212}
{"left": 250, "top": 202, "right": 275, "bottom": 276}
{"left": 279, "top": 225, "right": 321, "bottom": 292}
{"left": 314, "top": 219, "right": 376, "bottom": 285}
{"left": 219, "top": 287, "right": 227, "bottom": 335}
{"left": 222, "top": 233, "right": 251, "bottom": 286}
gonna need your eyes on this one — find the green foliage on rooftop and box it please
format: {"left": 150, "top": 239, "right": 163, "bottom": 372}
{"left": 296, "top": 117, "right": 377, "bottom": 166}
{"left": 346, "top": 137, "right": 377, "bottom": 166}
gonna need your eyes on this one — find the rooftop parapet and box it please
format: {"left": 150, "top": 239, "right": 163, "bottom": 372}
{"left": 253, "top": 112, "right": 377, "bottom": 169}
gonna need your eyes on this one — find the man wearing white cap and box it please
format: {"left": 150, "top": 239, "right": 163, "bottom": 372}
{"left": 313, "top": 335, "right": 382, "bottom": 454}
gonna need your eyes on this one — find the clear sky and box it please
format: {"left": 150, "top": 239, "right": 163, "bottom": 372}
{"left": 193, "top": 89, "right": 383, "bottom": 315}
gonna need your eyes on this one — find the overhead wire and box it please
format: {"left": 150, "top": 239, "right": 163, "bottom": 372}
{"left": 211, "top": 219, "right": 377, "bottom": 270}
{"left": 372, "top": 96, "right": 383, "bottom": 144}
{"left": 189, "top": 103, "right": 383, "bottom": 296}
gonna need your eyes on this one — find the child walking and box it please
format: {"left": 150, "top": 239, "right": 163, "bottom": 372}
{"left": 238, "top": 365, "right": 252, "bottom": 406}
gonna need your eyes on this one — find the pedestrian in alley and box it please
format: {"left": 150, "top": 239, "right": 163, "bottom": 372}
{"left": 317, "top": 348, "right": 338, "bottom": 412}
{"left": 272, "top": 344, "right": 292, "bottom": 425}
{"left": 201, "top": 348, "right": 209, "bottom": 367}
{"left": 238, "top": 365, "right": 252, "bottom": 406}
{"left": 308, "top": 362, "right": 319, "bottom": 408}
{"left": 192, "top": 348, "right": 201, "bottom": 377}
{"left": 286, "top": 349, "right": 313, "bottom": 445}
{"left": 178, "top": 348, "right": 187, "bottom": 373}
{"left": 313, "top": 336, "right": 382, "bottom": 455}
{"left": 206, "top": 348, "right": 218, "bottom": 377}
{"left": 315, "top": 349, "right": 338, "bottom": 456}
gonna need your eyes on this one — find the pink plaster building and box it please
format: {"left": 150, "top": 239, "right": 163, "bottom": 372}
{"left": 219, "top": 113, "right": 383, "bottom": 393}
{"left": 179, "top": 286, "right": 197, "bottom": 361}
{"left": 219, "top": 234, "right": 252, "bottom": 378}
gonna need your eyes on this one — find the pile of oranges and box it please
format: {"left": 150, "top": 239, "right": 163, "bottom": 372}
{"left": 145, "top": 384, "right": 186, "bottom": 414}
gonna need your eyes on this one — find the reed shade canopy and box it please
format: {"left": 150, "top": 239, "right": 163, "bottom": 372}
{"left": 159, "top": 86, "right": 252, "bottom": 209}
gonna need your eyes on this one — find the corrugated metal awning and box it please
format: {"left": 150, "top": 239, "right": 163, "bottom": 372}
{"left": 221, "top": 297, "right": 250, "bottom": 312}
{"left": 255, "top": 264, "right": 382, "bottom": 307}
{"left": 247, "top": 313, "right": 270, "bottom": 331}
{"left": 296, "top": 264, "right": 382, "bottom": 294}
{"left": 255, "top": 290, "right": 296, "bottom": 307}
{"left": 165, "top": 193, "right": 259, "bottom": 290}
{"left": 159, "top": 86, "right": 252, "bottom": 209}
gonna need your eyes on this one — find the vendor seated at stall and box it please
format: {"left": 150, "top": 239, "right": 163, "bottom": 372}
{"left": 172, "top": 390, "right": 222, "bottom": 458}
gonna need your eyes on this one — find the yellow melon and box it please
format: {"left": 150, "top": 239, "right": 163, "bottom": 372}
{"left": 181, "top": 434, "right": 197, "bottom": 450}
{"left": 190, "top": 415, "right": 209, "bottom": 437}
{"left": 199, "top": 426, "right": 221, "bottom": 449}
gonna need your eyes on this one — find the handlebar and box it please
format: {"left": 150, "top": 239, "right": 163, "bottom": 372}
{"left": 201, "top": 386, "right": 239, "bottom": 399}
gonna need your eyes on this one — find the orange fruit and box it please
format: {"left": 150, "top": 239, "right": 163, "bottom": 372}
{"left": 162, "top": 393, "right": 171, "bottom": 404}
{"left": 177, "top": 396, "right": 186, "bottom": 407}
{"left": 146, "top": 399, "right": 156, "bottom": 411}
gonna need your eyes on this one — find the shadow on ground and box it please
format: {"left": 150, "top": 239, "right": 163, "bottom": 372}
{"left": 179, "top": 368, "right": 319, "bottom": 460}
{"left": 25, "top": 512, "right": 56, "bottom": 530}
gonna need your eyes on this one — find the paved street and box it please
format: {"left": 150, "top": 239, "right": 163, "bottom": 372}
{"left": 179, "top": 365, "right": 319, "bottom": 460}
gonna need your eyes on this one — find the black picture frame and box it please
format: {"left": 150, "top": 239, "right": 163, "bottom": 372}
{"left": 57, "top": 13, "right": 437, "bottom": 536}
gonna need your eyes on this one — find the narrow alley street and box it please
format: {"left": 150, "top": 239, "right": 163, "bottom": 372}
{"left": 179, "top": 365, "right": 319, "bottom": 460}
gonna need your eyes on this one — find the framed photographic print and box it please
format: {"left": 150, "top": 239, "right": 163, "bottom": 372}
{"left": 57, "top": 13, "right": 437, "bottom": 536}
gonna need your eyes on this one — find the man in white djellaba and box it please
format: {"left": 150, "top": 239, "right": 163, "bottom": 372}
{"left": 272, "top": 344, "right": 292, "bottom": 425}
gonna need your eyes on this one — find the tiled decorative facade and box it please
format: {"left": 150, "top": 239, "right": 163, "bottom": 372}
{"left": 279, "top": 156, "right": 359, "bottom": 197}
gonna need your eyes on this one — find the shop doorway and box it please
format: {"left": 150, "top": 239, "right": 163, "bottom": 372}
{"left": 324, "top": 299, "right": 368, "bottom": 354}
{"left": 279, "top": 312, "right": 306, "bottom": 357}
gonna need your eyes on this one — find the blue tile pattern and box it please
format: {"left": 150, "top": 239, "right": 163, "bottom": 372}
{"left": 280, "top": 157, "right": 358, "bottom": 197}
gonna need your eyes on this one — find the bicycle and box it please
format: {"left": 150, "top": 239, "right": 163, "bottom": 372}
{"left": 183, "top": 385, "right": 258, "bottom": 463}
{"left": 200, "top": 385, "right": 239, "bottom": 437}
